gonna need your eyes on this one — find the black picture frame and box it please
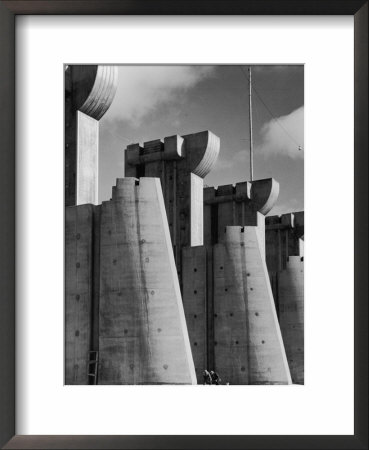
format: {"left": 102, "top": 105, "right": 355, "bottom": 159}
{"left": 0, "top": 1, "right": 367, "bottom": 449}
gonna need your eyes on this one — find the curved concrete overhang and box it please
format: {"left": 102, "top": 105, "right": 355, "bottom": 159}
{"left": 250, "top": 178, "right": 280, "bottom": 215}
{"left": 182, "top": 130, "right": 220, "bottom": 178}
{"left": 70, "top": 65, "right": 118, "bottom": 120}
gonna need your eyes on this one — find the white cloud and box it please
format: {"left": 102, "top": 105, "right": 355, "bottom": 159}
{"left": 258, "top": 106, "right": 304, "bottom": 159}
{"left": 214, "top": 150, "right": 247, "bottom": 171}
{"left": 104, "top": 66, "right": 214, "bottom": 124}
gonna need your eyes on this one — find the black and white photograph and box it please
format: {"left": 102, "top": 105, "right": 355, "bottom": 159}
{"left": 65, "top": 64, "right": 304, "bottom": 385}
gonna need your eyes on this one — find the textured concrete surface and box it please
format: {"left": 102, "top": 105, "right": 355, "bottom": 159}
{"left": 65, "top": 204, "right": 95, "bottom": 384}
{"left": 278, "top": 256, "right": 304, "bottom": 384}
{"left": 213, "top": 225, "right": 292, "bottom": 384}
{"left": 98, "top": 177, "right": 196, "bottom": 384}
{"left": 182, "top": 246, "right": 207, "bottom": 383}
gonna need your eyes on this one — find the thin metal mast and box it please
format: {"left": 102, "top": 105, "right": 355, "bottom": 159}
{"left": 248, "top": 66, "right": 254, "bottom": 181}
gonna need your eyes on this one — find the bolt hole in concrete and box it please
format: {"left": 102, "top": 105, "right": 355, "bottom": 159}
{"left": 225, "top": 288, "right": 228, "bottom": 292}
{"left": 194, "top": 315, "right": 197, "bottom": 318}
{"left": 241, "top": 366, "right": 246, "bottom": 372}
{"left": 194, "top": 342, "right": 198, "bottom": 346}
{"left": 255, "top": 312, "right": 259, "bottom": 316}
{"left": 235, "top": 341, "right": 239, "bottom": 344}
{"left": 163, "top": 364, "right": 168, "bottom": 370}
{"left": 220, "top": 266, "right": 223, "bottom": 270}
{"left": 75, "top": 294, "right": 80, "bottom": 301}
{"left": 230, "top": 313, "right": 233, "bottom": 317}
{"left": 124, "top": 329, "right": 128, "bottom": 334}
{"left": 194, "top": 290, "right": 197, "bottom": 294}
{"left": 75, "top": 330, "right": 79, "bottom": 337}
{"left": 145, "top": 257, "right": 150, "bottom": 262}
{"left": 261, "top": 340, "right": 265, "bottom": 344}
{"left": 193, "top": 268, "right": 197, "bottom": 272}
{"left": 157, "top": 328, "right": 162, "bottom": 333}
{"left": 76, "top": 233, "right": 81, "bottom": 240}
{"left": 76, "top": 262, "right": 80, "bottom": 268}
{"left": 247, "top": 273, "right": 251, "bottom": 276}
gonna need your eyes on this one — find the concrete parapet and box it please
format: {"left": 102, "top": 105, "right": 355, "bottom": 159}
{"left": 98, "top": 177, "right": 196, "bottom": 384}
{"left": 125, "top": 131, "right": 219, "bottom": 177}
{"left": 213, "top": 226, "right": 292, "bottom": 384}
{"left": 203, "top": 179, "right": 278, "bottom": 255}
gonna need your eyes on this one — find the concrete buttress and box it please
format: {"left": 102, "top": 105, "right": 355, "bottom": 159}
{"left": 213, "top": 224, "right": 292, "bottom": 384}
{"left": 265, "top": 212, "right": 304, "bottom": 383}
{"left": 98, "top": 177, "right": 196, "bottom": 384}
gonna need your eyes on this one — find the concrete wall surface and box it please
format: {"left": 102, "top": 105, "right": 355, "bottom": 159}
{"left": 278, "top": 256, "right": 304, "bottom": 384}
{"left": 182, "top": 246, "right": 207, "bottom": 383}
{"left": 65, "top": 204, "right": 95, "bottom": 384}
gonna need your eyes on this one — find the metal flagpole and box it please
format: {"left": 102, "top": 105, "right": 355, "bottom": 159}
{"left": 248, "top": 66, "right": 254, "bottom": 182}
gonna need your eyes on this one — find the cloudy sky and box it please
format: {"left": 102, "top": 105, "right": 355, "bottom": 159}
{"left": 99, "top": 65, "right": 304, "bottom": 215}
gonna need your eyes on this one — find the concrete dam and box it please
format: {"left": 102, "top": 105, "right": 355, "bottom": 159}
{"left": 65, "top": 65, "right": 304, "bottom": 385}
